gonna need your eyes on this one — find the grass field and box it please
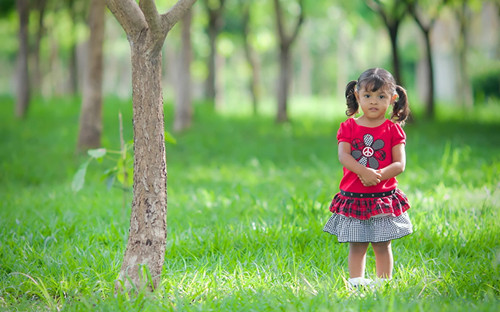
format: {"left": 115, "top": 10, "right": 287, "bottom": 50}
{"left": 0, "top": 96, "right": 499, "bottom": 311}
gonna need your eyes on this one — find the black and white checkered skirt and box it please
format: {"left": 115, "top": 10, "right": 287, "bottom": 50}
{"left": 323, "top": 212, "right": 413, "bottom": 243}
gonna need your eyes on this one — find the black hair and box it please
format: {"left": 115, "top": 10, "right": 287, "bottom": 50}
{"left": 344, "top": 68, "right": 410, "bottom": 125}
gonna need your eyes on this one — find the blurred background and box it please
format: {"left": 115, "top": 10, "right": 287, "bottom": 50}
{"left": 1, "top": 0, "right": 499, "bottom": 122}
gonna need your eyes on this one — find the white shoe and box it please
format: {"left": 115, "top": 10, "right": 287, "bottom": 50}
{"left": 348, "top": 277, "right": 373, "bottom": 289}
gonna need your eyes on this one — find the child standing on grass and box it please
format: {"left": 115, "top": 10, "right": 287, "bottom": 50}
{"left": 323, "top": 68, "right": 413, "bottom": 288}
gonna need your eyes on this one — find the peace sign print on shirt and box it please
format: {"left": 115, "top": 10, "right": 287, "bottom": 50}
{"left": 351, "top": 134, "right": 386, "bottom": 169}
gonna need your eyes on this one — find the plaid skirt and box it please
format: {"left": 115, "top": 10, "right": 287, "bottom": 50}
{"left": 329, "top": 188, "right": 410, "bottom": 220}
{"left": 323, "top": 211, "right": 413, "bottom": 243}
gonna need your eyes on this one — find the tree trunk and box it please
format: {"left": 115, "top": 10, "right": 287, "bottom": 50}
{"left": 276, "top": 47, "right": 291, "bottom": 122}
{"left": 174, "top": 8, "right": 193, "bottom": 132}
{"left": 388, "top": 24, "right": 403, "bottom": 86}
{"left": 273, "top": 0, "right": 304, "bottom": 123}
{"left": 203, "top": 0, "right": 225, "bottom": 105}
{"left": 456, "top": 2, "right": 473, "bottom": 109}
{"left": 422, "top": 29, "right": 435, "bottom": 118}
{"left": 106, "top": 0, "right": 196, "bottom": 292}
{"left": 32, "top": 0, "right": 47, "bottom": 95}
{"left": 242, "top": 5, "right": 261, "bottom": 115}
{"left": 15, "top": 0, "right": 30, "bottom": 118}
{"left": 117, "top": 44, "right": 168, "bottom": 291}
{"left": 77, "top": 0, "right": 105, "bottom": 151}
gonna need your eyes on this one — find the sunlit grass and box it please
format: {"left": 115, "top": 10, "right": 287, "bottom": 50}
{"left": 0, "top": 95, "right": 499, "bottom": 311}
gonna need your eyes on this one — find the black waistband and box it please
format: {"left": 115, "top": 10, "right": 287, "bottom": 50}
{"left": 340, "top": 189, "right": 396, "bottom": 198}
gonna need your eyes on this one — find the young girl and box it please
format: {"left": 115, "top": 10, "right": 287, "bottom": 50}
{"left": 323, "top": 68, "right": 413, "bottom": 288}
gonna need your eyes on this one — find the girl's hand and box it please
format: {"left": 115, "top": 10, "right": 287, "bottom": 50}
{"left": 358, "top": 168, "right": 382, "bottom": 187}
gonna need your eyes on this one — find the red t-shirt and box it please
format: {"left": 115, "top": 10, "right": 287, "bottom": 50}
{"left": 337, "top": 118, "right": 406, "bottom": 194}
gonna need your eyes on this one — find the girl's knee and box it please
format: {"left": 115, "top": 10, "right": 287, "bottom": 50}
{"left": 372, "top": 241, "right": 392, "bottom": 253}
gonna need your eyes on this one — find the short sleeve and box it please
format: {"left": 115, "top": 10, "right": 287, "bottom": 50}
{"left": 391, "top": 123, "right": 406, "bottom": 147}
{"left": 336, "top": 119, "right": 352, "bottom": 144}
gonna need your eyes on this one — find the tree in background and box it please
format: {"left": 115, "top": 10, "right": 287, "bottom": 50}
{"left": 450, "top": 0, "right": 477, "bottom": 110}
{"left": 105, "top": 0, "right": 197, "bottom": 291}
{"left": 77, "top": 0, "right": 105, "bottom": 151}
{"left": 32, "top": 0, "right": 47, "bottom": 94}
{"left": 365, "top": 0, "right": 408, "bottom": 85}
{"left": 202, "top": 0, "right": 226, "bottom": 108}
{"left": 15, "top": 0, "right": 30, "bottom": 118}
{"left": 241, "top": 0, "right": 262, "bottom": 115}
{"left": 273, "top": 0, "right": 304, "bottom": 123}
{"left": 174, "top": 7, "right": 193, "bottom": 132}
{"left": 405, "top": 0, "right": 448, "bottom": 119}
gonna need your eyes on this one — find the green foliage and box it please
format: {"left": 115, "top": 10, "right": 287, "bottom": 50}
{"left": 0, "top": 96, "right": 499, "bottom": 311}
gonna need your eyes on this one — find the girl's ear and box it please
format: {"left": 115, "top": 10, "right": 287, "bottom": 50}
{"left": 354, "top": 90, "right": 360, "bottom": 102}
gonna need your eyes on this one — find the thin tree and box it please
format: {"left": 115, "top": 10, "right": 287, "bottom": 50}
{"left": 201, "top": 0, "right": 226, "bottom": 106}
{"left": 451, "top": 0, "right": 474, "bottom": 109}
{"left": 273, "top": 0, "right": 304, "bottom": 123}
{"left": 241, "top": 1, "right": 262, "bottom": 115}
{"left": 15, "top": 0, "right": 30, "bottom": 118}
{"left": 174, "top": 7, "right": 193, "bottom": 132}
{"left": 105, "top": 0, "right": 197, "bottom": 291}
{"left": 366, "top": 0, "right": 407, "bottom": 85}
{"left": 77, "top": 0, "right": 105, "bottom": 151}
{"left": 405, "top": 0, "right": 447, "bottom": 119}
{"left": 32, "top": 0, "right": 47, "bottom": 94}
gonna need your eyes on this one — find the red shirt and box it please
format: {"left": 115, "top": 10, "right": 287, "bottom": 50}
{"left": 337, "top": 118, "right": 406, "bottom": 194}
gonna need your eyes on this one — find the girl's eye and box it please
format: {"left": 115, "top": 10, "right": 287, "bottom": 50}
{"left": 364, "top": 94, "right": 370, "bottom": 98}
{"left": 379, "top": 95, "right": 385, "bottom": 99}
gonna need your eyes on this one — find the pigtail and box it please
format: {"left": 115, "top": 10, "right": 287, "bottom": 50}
{"left": 392, "top": 85, "right": 410, "bottom": 125}
{"left": 345, "top": 80, "right": 358, "bottom": 117}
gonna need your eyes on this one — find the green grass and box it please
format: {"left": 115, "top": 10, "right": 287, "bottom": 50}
{"left": 0, "top": 95, "right": 499, "bottom": 311}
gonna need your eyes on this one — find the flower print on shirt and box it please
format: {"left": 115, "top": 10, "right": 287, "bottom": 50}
{"left": 351, "top": 134, "right": 386, "bottom": 169}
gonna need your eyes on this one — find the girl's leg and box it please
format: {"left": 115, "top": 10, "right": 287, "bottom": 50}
{"left": 348, "top": 242, "right": 369, "bottom": 278}
{"left": 371, "top": 240, "right": 393, "bottom": 278}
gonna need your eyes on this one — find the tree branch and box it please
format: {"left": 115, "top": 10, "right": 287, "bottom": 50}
{"left": 273, "top": 0, "right": 285, "bottom": 46}
{"left": 289, "top": 0, "right": 305, "bottom": 45}
{"left": 140, "top": 0, "right": 162, "bottom": 35}
{"left": 106, "top": 0, "right": 146, "bottom": 36}
{"left": 161, "top": 0, "right": 198, "bottom": 32}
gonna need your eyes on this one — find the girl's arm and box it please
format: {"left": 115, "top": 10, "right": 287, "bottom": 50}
{"left": 378, "top": 143, "right": 406, "bottom": 180}
{"left": 338, "top": 141, "right": 381, "bottom": 187}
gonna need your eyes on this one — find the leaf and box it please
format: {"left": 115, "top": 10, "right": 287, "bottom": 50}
{"left": 72, "top": 160, "right": 90, "bottom": 192}
{"left": 165, "top": 131, "right": 177, "bottom": 145}
{"left": 88, "top": 148, "right": 107, "bottom": 159}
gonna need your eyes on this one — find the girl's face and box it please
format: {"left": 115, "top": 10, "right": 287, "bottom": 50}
{"left": 355, "top": 85, "right": 395, "bottom": 122}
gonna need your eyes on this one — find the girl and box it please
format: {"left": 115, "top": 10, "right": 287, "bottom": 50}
{"left": 323, "top": 68, "right": 413, "bottom": 288}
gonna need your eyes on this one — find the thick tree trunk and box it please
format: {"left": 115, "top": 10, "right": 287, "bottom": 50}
{"left": 16, "top": 0, "right": 30, "bottom": 118}
{"left": 276, "top": 47, "right": 291, "bottom": 123}
{"left": 174, "top": 8, "right": 193, "bottom": 132}
{"left": 117, "top": 46, "right": 167, "bottom": 291}
{"left": 78, "top": 0, "right": 105, "bottom": 151}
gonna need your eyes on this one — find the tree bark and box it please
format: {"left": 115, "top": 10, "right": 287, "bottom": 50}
{"left": 15, "top": 0, "right": 30, "bottom": 118}
{"left": 174, "top": 8, "right": 193, "bottom": 132}
{"left": 78, "top": 0, "right": 105, "bottom": 151}
{"left": 106, "top": 0, "right": 197, "bottom": 291}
